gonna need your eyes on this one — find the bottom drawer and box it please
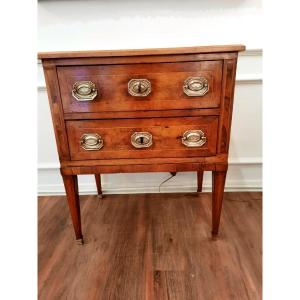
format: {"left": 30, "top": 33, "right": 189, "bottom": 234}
{"left": 66, "top": 116, "right": 218, "bottom": 160}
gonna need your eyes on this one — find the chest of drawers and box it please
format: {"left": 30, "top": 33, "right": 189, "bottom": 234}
{"left": 38, "top": 45, "right": 245, "bottom": 244}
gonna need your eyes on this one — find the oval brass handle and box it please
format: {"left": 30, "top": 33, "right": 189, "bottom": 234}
{"left": 131, "top": 132, "right": 153, "bottom": 148}
{"left": 182, "top": 130, "right": 206, "bottom": 147}
{"left": 72, "top": 81, "right": 98, "bottom": 101}
{"left": 80, "top": 133, "right": 103, "bottom": 151}
{"left": 128, "top": 79, "right": 151, "bottom": 97}
{"left": 183, "top": 77, "right": 209, "bottom": 97}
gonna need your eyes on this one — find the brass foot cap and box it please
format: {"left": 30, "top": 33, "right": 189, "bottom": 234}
{"left": 97, "top": 194, "right": 103, "bottom": 199}
{"left": 76, "top": 238, "right": 84, "bottom": 245}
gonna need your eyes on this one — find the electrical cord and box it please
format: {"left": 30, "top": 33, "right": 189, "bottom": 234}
{"left": 158, "top": 172, "right": 176, "bottom": 192}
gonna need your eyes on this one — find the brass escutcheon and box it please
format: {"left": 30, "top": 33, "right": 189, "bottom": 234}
{"left": 128, "top": 79, "right": 151, "bottom": 97}
{"left": 131, "top": 132, "right": 153, "bottom": 148}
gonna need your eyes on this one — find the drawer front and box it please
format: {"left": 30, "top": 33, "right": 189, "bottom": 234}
{"left": 58, "top": 61, "right": 223, "bottom": 113}
{"left": 66, "top": 117, "right": 218, "bottom": 160}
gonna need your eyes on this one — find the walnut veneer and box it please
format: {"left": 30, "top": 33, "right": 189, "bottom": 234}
{"left": 38, "top": 45, "right": 245, "bottom": 244}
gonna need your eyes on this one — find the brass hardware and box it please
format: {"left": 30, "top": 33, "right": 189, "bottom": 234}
{"left": 183, "top": 77, "right": 209, "bottom": 97}
{"left": 80, "top": 133, "right": 103, "bottom": 151}
{"left": 182, "top": 130, "right": 206, "bottom": 147}
{"left": 128, "top": 79, "right": 151, "bottom": 97}
{"left": 72, "top": 81, "right": 98, "bottom": 101}
{"left": 131, "top": 132, "right": 153, "bottom": 148}
{"left": 76, "top": 238, "right": 84, "bottom": 245}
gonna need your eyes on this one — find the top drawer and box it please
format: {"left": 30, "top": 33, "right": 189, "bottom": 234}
{"left": 57, "top": 61, "right": 223, "bottom": 113}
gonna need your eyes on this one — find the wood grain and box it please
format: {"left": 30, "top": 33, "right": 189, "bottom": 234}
{"left": 38, "top": 192, "right": 261, "bottom": 300}
{"left": 38, "top": 44, "right": 246, "bottom": 59}
{"left": 63, "top": 108, "right": 221, "bottom": 120}
{"left": 46, "top": 53, "right": 238, "bottom": 67}
{"left": 57, "top": 61, "right": 222, "bottom": 113}
{"left": 42, "top": 61, "right": 71, "bottom": 160}
{"left": 217, "top": 59, "right": 237, "bottom": 153}
{"left": 66, "top": 117, "right": 219, "bottom": 160}
{"left": 62, "top": 175, "right": 83, "bottom": 242}
{"left": 63, "top": 163, "right": 216, "bottom": 176}
{"left": 212, "top": 170, "right": 227, "bottom": 235}
{"left": 60, "top": 154, "right": 228, "bottom": 168}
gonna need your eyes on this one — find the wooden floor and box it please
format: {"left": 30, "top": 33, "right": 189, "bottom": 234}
{"left": 38, "top": 192, "right": 262, "bottom": 300}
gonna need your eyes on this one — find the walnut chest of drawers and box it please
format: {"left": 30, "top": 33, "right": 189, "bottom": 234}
{"left": 38, "top": 45, "right": 245, "bottom": 244}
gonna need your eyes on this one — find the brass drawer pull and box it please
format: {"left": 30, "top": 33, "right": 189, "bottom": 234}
{"left": 183, "top": 76, "right": 209, "bottom": 97}
{"left": 128, "top": 79, "right": 151, "bottom": 97}
{"left": 72, "top": 81, "right": 98, "bottom": 101}
{"left": 131, "top": 132, "right": 153, "bottom": 148}
{"left": 80, "top": 133, "right": 103, "bottom": 151}
{"left": 182, "top": 130, "right": 206, "bottom": 147}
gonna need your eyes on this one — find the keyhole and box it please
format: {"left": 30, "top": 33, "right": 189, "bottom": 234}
{"left": 138, "top": 82, "right": 142, "bottom": 93}
{"left": 139, "top": 136, "right": 144, "bottom": 144}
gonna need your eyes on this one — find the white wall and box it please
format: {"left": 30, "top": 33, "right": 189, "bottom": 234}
{"left": 38, "top": 0, "right": 262, "bottom": 195}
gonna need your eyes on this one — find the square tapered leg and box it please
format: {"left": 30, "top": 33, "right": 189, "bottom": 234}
{"left": 94, "top": 174, "right": 103, "bottom": 198}
{"left": 62, "top": 175, "right": 83, "bottom": 244}
{"left": 197, "top": 171, "right": 204, "bottom": 193}
{"left": 212, "top": 170, "right": 227, "bottom": 236}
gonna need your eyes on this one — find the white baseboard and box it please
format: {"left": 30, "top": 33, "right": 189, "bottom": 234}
{"left": 38, "top": 182, "right": 262, "bottom": 196}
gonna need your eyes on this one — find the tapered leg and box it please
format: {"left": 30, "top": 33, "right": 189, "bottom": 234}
{"left": 62, "top": 175, "right": 83, "bottom": 244}
{"left": 197, "top": 171, "right": 204, "bottom": 193}
{"left": 94, "top": 174, "right": 103, "bottom": 198}
{"left": 212, "top": 170, "right": 227, "bottom": 236}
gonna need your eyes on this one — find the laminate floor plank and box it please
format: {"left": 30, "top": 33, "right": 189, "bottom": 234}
{"left": 38, "top": 192, "right": 262, "bottom": 300}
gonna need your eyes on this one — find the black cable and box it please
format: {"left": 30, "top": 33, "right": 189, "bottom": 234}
{"left": 158, "top": 172, "right": 176, "bottom": 192}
